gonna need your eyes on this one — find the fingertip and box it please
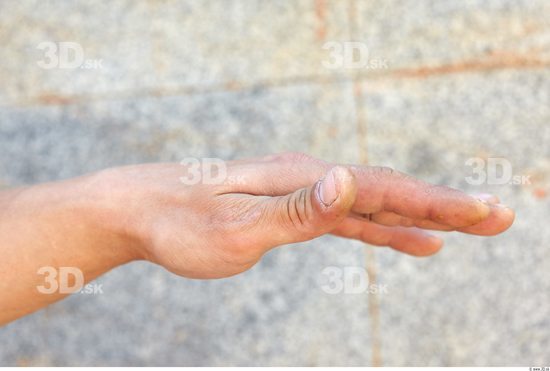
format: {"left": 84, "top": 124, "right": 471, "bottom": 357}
{"left": 457, "top": 203, "right": 515, "bottom": 236}
{"left": 404, "top": 234, "right": 444, "bottom": 257}
{"left": 498, "top": 201, "right": 514, "bottom": 218}
{"left": 446, "top": 196, "right": 492, "bottom": 228}
{"left": 489, "top": 203, "right": 515, "bottom": 234}
{"left": 424, "top": 235, "right": 445, "bottom": 256}
{"left": 430, "top": 192, "right": 493, "bottom": 228}
{"left": 388, "top": 229, "right": 444, "bottom": 257}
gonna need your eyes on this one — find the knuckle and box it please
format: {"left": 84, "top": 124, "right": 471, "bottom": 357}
{"left": 368, "top": 166, "right": 410, "bottom": 185}
{"left": 370, "top": 166, "right": 396, "bottom": 178}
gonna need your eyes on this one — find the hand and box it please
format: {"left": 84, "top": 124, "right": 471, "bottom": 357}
{"left": 0, "top": 152, "right": 515, "bottom": 324}
{"left": 94, "top": 152, "right": 514, "bottom": 279}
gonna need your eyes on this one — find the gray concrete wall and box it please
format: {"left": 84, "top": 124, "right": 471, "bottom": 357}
{"left": 0, "top": 0, "right": 549, "bottom": 366}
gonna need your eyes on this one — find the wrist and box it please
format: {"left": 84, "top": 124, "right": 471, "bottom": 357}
{"left": 79, "top": 168, "right": 153, "bottom": 263}
{"left": 11, "top": 175, "right": 145, "bottom": 268}
{"left": 73, "top": 171, "right": 148, "bottom": 264}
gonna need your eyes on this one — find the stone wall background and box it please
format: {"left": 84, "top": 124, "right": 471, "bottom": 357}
{"left": 0, "top": 0, "right": 549, "bottom": 366}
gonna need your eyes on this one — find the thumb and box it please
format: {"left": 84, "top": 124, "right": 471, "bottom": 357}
{"left": 252, "top": 166, "right": 357, "bottom": 251}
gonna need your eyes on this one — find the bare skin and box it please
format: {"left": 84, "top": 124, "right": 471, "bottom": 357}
{"left": 0, "top": 153, "right": 515, "bottom": 325}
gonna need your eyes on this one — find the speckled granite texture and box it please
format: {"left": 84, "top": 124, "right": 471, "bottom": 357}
{"left": 0, "top": 0, "right": 549, "bottom": 366}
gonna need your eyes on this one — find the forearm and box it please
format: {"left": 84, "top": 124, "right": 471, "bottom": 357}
{"left": 0, "top": 175, "right": 138, "bottom": 325}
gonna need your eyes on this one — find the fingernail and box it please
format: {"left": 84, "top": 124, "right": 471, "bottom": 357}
{"left": 491, "top": 203, "right": 516, "bottom": 224}
{"left": 492, "top": 203, "right": 512, "bottom": 210}
{"left": 319, "top": 168, "right": 339, "bottom": 206}
{"left": 473, "top": 193, "right": 495, "bottom": 202}
{"left": 475, "top": 198, "right": 492, "bottom": 217}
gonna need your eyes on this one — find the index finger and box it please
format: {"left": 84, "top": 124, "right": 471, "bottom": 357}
{"left": 223, "top": 153, "right": 492, "bottom": 228}
{"left": 349, "top": 166, "right": 491, "bottom": 228}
